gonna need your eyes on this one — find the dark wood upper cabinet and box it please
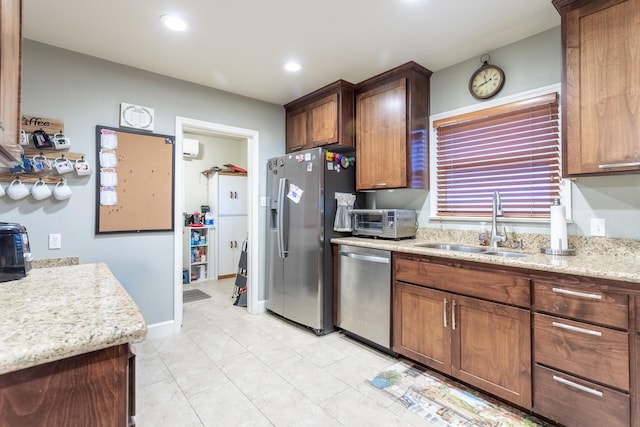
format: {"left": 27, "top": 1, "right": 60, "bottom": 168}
{"left": 355, "top": 61, "right": 431, "bottom": 190}
{"left": 284, "top": 80, "right": 355, "bottom": 153}
{"left": 554, "top": 0, "right": 640, "bottom": 176}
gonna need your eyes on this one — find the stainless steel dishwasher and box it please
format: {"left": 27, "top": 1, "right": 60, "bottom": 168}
{"left": 337, "top": 244, "right": 392, "bottom": 351}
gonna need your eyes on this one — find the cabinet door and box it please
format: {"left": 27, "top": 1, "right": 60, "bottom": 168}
{"left": 218, "top": 175, "right": 247, "bottom": 216}
{"left": 0, "top": 0, "right": 22, "bottom": 166}
{"left": 356, "top": 78, "right": 407, "bottom": 190}
{"left": 563, "top": 0, "right": 640, "bottom": 175}
{"left": 308, "top": 93, "right": 338, "bottom": 147}
{"left": 286, "top": 107, "right": 308, "bottom": 153}
{"left": 452, "top": 294, "right": 532, "bottom": 409}
{"left": 216, "top": 216, "right": 246, "bottom": 277}
{"left": 392, "top": 282, "right": 451, "bottom": 373}
{"left": 217, "top": 217, "right": 236, "bottom": 277}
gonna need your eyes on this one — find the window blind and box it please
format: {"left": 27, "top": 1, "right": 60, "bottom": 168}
{"left": 433, "top": 93, "right": 560, "bottom": 218}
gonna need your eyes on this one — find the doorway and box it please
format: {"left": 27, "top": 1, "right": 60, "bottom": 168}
{"left": 173, "top": 116, "right": 260, "bottom": 333}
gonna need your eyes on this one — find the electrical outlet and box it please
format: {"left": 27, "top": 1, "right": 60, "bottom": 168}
{"left": 48, "top": 233, "right": 61, "bottom": 249}
{"left": 590, "top": 218, "right": 606, "bottom": 237}
{"left": 260, "top": 196, "right": 267, "bottom": 207}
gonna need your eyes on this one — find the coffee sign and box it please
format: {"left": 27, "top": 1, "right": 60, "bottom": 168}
{"left": 22, "top": 116, "right": 65, "bottom": 135}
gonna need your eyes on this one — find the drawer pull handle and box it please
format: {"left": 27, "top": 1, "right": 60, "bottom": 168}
{"left": 552, "top": 287, "right": 602, "bottom": 300}
{"left": 552, "top": 321, "right": 602, "bottom": 336}
{"left": 599, "top": 161, "right": 640, "bottom": 169}
{"left": 552, "top": 375, "right": 603, "bottom": 397}
{"left": 443, "top": 298, "right": 448, "bottom": 328}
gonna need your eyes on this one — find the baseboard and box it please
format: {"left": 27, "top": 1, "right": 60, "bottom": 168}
{"left": 255, "top": 299, "right": 267, "bottom": 313}
{"left": 144, "top": 320, "right": 180, "bottom": 340}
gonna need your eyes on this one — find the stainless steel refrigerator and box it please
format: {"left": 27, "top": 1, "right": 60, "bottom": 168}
{"left": 266, "top": 147, "right": 356, "bottom": 334}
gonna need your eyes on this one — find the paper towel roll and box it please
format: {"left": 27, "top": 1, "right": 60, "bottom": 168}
{"left": 550, "top": 203, "right": 568, "bottom": 251}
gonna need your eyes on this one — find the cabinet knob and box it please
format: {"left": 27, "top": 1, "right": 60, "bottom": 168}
{"left": 230, "top": 241, "right": 233, "bottom": 249}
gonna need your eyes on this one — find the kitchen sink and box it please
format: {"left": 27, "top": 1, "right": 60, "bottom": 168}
{"left": 414, "top": 243, "right": 487, "bottom": 253}
{"left": 414, "top": 242, "right": 529, "bottom": 258}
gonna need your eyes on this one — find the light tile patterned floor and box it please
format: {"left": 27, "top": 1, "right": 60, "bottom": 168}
{"left": 133, "top": 279, "right": 436, "bottom": 426}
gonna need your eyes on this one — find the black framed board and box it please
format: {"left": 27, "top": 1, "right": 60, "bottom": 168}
{"left": 95, "top": 125, "right": 175, "bottom": 234}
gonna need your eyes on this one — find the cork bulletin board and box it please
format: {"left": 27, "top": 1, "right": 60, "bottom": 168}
{"left": 95, "top": 125, "right": 175, "bottom": 234}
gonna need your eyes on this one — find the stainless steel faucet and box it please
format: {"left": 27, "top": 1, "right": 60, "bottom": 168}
{"left": 490, "top": 191, "right": 507, "bottom": 248}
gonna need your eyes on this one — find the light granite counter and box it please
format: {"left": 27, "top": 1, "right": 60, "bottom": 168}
{"left": 332, "top": 236, "right": 640, "bottom": 285}
{"left": 0, "top": 263, "right": 147, "bottom": 375}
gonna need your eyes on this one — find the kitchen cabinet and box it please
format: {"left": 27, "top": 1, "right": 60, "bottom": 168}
{"left": 392, "top": 253, "right": 531, "bottom": 409}
{"left": 532, "top": 279, "right": 631, "bottom": 426}
{"left": 355, "top": 62, "right": 431, "bottom": 190}
{"left": 0, "top": 344, "right": 135, "bottom": 426}
{"left": 0, "top": 0, "right": 22, "bottom": 166}
{"left": 183, "top": 226, "right": 212, "bottom": 283}
{"left": 215, "top": 173, "right": 247, "bottom": 216}
{"left": 284, "top": 80, "right": 355, "bottom": 153}
{"left": 216, "top": 215, "right": 246, "bottom": 278}
{"left": 208, "top": 172, "right": 247, "bottom": 279}
{"left": 554, "top": 0, "right": 640, "bottom": 176}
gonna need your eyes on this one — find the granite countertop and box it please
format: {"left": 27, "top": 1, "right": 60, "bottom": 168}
{"left": 332, "top": 236, "right": 640, "bottom": 285}
{"left": 0, "top": 263, "right": 147, "bottom": 375}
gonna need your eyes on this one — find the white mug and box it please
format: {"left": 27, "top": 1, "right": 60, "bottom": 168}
{"left": 31, "top": 181, "right": 52, "bottom": 200}
{"left": 52, "top": 132, "right": 71, "bottom": 149}
{"left": 75, "top": 158, "right": 91, "bottom": 176}
{"left": 6, "top": 179, "right": 30, "bottom": 200}
{"left": 19, "top": 129, "right": 28, "bottom": 146}
{"left": 53, "top": 181, "right": 72, "bottom": 200}
{"left": 32, "top": 155, "right": 51, "bottom": 173}
{"left": 53, "top": 157, "right": 74, "bottom": 174}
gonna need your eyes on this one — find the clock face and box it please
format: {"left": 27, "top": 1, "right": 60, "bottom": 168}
{"left": 470, "top": 65, "right": 505, "bottom": 99}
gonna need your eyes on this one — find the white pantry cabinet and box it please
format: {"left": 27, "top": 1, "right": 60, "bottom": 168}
{"left": 216, "top": 216, "right": 247, "bottom": 277}
{"left": 208, "top": 172, "right": 248, "bottom": 279}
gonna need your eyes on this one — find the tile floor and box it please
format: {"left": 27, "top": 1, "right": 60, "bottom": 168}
{"left": 133, "top": 279, "right": 458, "bottom": 426}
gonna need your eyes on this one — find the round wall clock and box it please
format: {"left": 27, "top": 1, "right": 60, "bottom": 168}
{"left": 469, "top": 55, "right": 505, "bottom": 100}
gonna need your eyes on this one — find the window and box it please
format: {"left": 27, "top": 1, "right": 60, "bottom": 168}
{"left": 432, "top": 92, "right": 561, "bottom": 219}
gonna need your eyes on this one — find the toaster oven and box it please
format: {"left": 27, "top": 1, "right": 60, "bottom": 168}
{"left": 352, "top": 209, "right": 417, "bottom": 239}
{"left": 0, "top": 222, "right": 32, "bottom": 282}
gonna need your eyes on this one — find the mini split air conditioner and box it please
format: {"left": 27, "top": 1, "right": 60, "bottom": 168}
{"left": 183, "top": 138, "right": 200, "bottom": 158}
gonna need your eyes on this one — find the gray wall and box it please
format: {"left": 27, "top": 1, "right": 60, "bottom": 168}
{"left": 375, "top": 26, "right": 640, "bottom": 240}
{"left": 3, "top": 40, "right": 285, "bottom": 325}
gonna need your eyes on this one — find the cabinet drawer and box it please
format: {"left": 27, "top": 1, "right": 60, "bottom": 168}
{"left": 394, "top": 255, "right": 530, "bottom": 307}
{"left": 533, "top": 280, "right": 628, "bottom": 329}
{"left": 533, "top": 365, "right": 629, "bottom": 427}
{"left": 534, "top": 313, "right": 629, "bottom": 391}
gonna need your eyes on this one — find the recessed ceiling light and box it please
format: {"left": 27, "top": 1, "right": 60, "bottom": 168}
{"left": 161, "top": 14, "right": 189, "bottom": 32}
{"left": 283, "top": 62, "right": 302, "bottom": 72}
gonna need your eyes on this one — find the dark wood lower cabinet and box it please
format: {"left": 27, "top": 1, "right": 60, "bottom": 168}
{"left": 393, "top": 280, "right": 531, "bottom": 409}
{"left": 534, "top": 364, "right": 630, "bottom": 427}
{"left": 0, "top": 344, "right": 133, "bottom": 427}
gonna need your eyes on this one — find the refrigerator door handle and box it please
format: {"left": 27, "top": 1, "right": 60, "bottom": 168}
{"left": 277, "top": 177, "right": 288, "bottom": 258}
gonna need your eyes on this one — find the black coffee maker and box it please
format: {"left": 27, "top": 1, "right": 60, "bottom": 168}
{"left": 0, "top": 222, "right": 33, "bottom": 282}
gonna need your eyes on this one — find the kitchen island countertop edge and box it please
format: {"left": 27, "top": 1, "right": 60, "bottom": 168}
{"left": 0, "top": 263, "right": 147, "bottom": 375}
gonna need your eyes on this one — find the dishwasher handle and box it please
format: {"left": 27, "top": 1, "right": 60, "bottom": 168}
{"left": 339, "top": 251, "right": 390, "bottom": 264}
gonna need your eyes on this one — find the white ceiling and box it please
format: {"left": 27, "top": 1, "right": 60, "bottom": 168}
{"left": 22, "top": 0, "right": 560, "bottom": 106}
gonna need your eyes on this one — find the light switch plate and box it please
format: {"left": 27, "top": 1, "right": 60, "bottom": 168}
{"left": 590, "top": 218, "right": 606, "bottom": 237}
